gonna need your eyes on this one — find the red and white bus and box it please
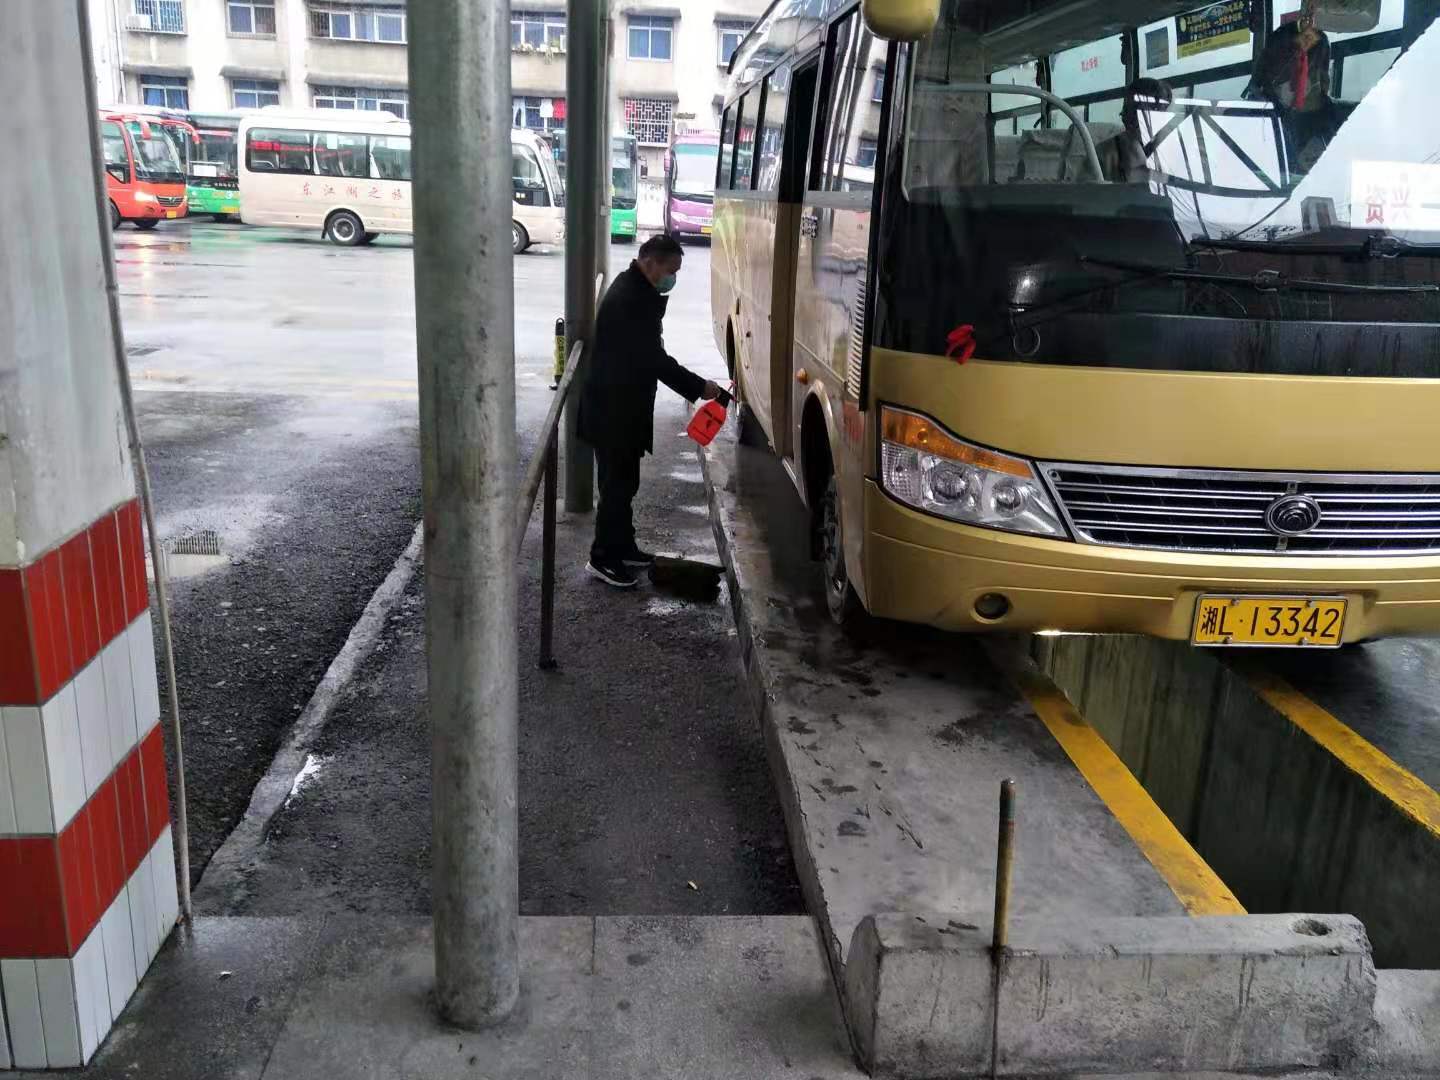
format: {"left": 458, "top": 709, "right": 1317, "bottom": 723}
{"left": 99, "top": 110, "right": 190, "bottom": 230}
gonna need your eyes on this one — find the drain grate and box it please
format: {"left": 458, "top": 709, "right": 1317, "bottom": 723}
{"left": 168, "top": 530, "right": 221, "bottom": 556}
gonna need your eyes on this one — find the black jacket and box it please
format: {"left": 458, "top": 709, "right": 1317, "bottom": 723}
{"left": 577, "top": 263, "right": 707, "bottom": 454}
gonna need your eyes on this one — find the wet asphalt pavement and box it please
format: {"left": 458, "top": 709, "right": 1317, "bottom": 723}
{"left": 120, "top": 219, "right": 800, "bottom": 914}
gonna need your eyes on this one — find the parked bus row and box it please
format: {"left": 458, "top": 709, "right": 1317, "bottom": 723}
{"left": 97, "top": 106, "right": 566, "bottom": 251}
{"left": 713, "top": 0, "right": 1440, "bottom": 647}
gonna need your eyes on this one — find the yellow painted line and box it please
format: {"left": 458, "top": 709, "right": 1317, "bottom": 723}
{"left": 983, "top": 641, "right": 1246, "bottom": 917}
{"left": 1236, "top": 663, "right": 1440, "bottom": 841}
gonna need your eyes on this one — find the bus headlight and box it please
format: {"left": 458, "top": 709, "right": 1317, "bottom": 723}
{"left": 134, "top": 191, "right": 157, "bottom": 203}
{"left": 880, "top": 406, "right": 1065, "bottom": 538}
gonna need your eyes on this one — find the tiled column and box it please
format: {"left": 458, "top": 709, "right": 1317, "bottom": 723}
{"left": 1, "top": 4, "right": 179, "bottom": 1069}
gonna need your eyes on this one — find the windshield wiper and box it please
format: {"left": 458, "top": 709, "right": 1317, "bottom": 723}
{"left": 1079, "top": 254, "right": 1440, "bottom": 295}
{"left": 1191, "top": 235, "right": 1440, "bottom": 259}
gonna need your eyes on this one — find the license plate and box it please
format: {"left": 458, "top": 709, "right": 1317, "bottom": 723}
{"left": 701, "top": 225, "right": 712, "bottom": 235}
{"left": 1191, "top": 595, "right": 1347, "bottom": 648}
{"left": 165, "top": 210, "right": 178, "bottom": 218}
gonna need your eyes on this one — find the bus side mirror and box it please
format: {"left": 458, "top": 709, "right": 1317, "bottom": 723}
{"left": 861, "top": 0, "right": 940, "bottom": 41}
{"left": 1310, "top": 0, "right": 1382, "bottom": 33}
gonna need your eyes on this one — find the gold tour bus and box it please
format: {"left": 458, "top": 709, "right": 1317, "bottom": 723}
{"left": 711, "top": 0, "right": 1440, "bottom": 647}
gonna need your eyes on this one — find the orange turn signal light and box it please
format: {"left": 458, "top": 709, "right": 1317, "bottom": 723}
{"left": 880, "top": 407, "right": 1032, "bottom": 478}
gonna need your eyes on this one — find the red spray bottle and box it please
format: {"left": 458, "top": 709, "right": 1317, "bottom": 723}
{"left": 686, "top": 383, "right": 734, "bottom": 446}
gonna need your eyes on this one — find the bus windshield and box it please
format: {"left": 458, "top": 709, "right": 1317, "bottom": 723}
{"left": 880, "top": 0, "right": 1440, "bottom": 374}
{"left": 672, "top": 144, "right": 718, "bottom": 196}
{"left": 194, "top": 130, "right": 238, "bottom": 179}
{"left": 611, "top": 137, "right": 638, "bottom": 207}
{"left": 125, "top": 122, "right": 186, "bottom": 183}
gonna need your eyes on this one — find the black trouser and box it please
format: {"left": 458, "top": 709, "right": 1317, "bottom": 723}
{"left": 591, "top": 445, "right": 643, "bottom": 562}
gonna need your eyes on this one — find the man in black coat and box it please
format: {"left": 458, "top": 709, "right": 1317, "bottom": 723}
{"left": 578, "top": 232, "right": 719, "bottom": 588}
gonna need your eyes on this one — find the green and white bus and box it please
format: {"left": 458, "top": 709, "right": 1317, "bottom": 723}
{"left": 187, "top": 111, "right": 248, "bottom": 219}
{"left": 551, "top": 128, "right": 643, "bottom": 241}
{"left": 610, "top": 133, "right": 639, "bottom": 241}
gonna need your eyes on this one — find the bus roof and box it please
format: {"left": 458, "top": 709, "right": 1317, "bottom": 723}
{"left": 240, "top": 108, "right": 412, "bottom": 135}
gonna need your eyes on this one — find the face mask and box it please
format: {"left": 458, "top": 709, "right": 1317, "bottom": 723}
{"left": 656, "top": 273, "right": 677, "bottom": 294}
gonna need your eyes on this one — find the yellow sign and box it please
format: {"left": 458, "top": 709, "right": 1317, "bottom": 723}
{"left": 1191, "top": 595, "right": 1347, "bottom": 647}
{"left": 1176, "top": 1, "right": 1251, "bottom": 59}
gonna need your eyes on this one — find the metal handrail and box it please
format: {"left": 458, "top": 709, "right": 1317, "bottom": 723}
{"left": 514, "top": 339, "right": 583, "bottom": 552}
{"left": 514, "top": 270, "right": 606, "bottom": 669}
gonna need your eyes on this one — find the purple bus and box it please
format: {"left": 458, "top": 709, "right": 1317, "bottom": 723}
{"left": 662, "top": 130, "right": 719, "bottom": 241}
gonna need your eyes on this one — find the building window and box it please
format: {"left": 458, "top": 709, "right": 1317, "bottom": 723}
{"left": 140, "top": 74, "right": 189, "bottom": 108}
{"left": 511, "top": 11, "right": 566, "bottom": 50}
{"left": 511, "top": 96, "right": 566, "bottom": 132}
{"left": 623, "top": 97, "right": 673, "bottom": 146}
{"left": 717, "top": 22, "right": 749, "bottom": 66}
{"left": 132, "top": 0, "right": 185, "bottom": 33}
{"left": 310, "top": 4, "right": 406, "bottom": 43}
{"left": 227, "top": 0, "right": 275, "bottom": 34}
{"left": 627, "top": 15, "right": 673, "bottom": 61}
{"left": 856, "top": 136, "right": 878, "bottom": 168}
{"left": 872, "top": 69, "right": 885, "bottom": 102}
{"left": 312, "top": 84, "right": 409, "bottom": 118}
{"left": 231, "top": 78, "right": 281, "bottom": 108}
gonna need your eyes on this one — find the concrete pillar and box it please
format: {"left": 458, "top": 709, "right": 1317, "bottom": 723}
{"left": 0, "top": 4, "right": 178, "bottom": 1069}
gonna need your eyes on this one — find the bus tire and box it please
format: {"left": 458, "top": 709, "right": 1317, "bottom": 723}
{"left": 134, "top": 219, "right": 159, "bottom": 230}
{"left": 109, "top": 202, "right": 121, "bottom": 231}
{"left": 820, "top": 475, "right": 865, "bottom": 628}
{"left": 326, "top": 210, "right": 365, "bottom": 246}
{"left": 361, "top": 232, "right": 379, "bottom": 245}
{"left": 512, "top": 222, "right": 530, "bottom": 255}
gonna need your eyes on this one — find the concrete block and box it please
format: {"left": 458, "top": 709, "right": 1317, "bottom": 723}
{"left": 846, "top": 912, "right": 1376, "bottom": 1078}
{"left": 1365, "top": 969, "right": 1440, "bottom": 1071}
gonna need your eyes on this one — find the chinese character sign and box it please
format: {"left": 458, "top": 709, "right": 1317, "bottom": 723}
{"left": 1350, "top": 161, "right": 1440, "bottom": 231}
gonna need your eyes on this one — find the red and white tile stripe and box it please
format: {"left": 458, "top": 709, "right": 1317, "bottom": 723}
{"left": 0, "top": 498, "right": 178, "bottom": 1069}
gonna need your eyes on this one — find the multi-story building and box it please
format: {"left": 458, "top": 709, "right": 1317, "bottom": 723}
{"left": 88, "top": 0, "right": 767, "bottom": 178}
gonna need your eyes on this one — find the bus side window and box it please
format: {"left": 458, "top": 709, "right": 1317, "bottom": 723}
{"left": 757, "top": 68, "right": 789, "bottom": 193}
{"left": 102, "top": 121, "right": 130, "bottom": 184}
{"left": 734, "top": 89, "right": 760, "bottom": 190}
{"left": 248, "top": 128, "right": 312, "bottom": 173}
{"left": 817, "top": 10, "right": 870, "bottom": 191}
{"left": 315, "top": 132, "right": 368, "bottom": 178}
{"left": 370, "top": 135, "right": 412, "bottom": 181}
{"left": 717, "top": 105, "right": 736, "bottom": 189}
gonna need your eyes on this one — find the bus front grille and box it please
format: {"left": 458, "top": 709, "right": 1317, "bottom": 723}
{"left": 1041, "top": 462, "right": 1440, "bottom": 555}
{"left": 157, "top": 195, "right": 185, "bottom": 207}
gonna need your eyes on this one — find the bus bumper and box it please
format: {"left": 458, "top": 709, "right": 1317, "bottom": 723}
{"left": 863, "top": 480, "right": 1440, "bottom": 642}
{"left": 189, "top": 188, "right": 240, "bottom": 216}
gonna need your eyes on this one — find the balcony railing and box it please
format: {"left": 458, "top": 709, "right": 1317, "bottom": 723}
{"left": 131, "top": 0, "right": 186, "bottom": 33}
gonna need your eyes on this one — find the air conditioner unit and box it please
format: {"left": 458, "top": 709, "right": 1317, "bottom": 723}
{"left": 125, "top": 12, "right": 153, "bottom": 29}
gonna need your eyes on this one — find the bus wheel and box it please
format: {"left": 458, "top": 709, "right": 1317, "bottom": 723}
{"left": 361, "top": 232, "right": 379, "bottom": 245}
{"left": 327, "top": 210, "right": 364, "bottom": 246}
{"left": 512, "top": 222, "right": 529, "bottom": 255}
{"left": 820, "top": 476, "right": 864, "bottom": 627}
{"left": 134, "top": 219, "right": 159, "bottom": 231}
{"left": 109, "top": 202, "right": 121, "bottom": 231}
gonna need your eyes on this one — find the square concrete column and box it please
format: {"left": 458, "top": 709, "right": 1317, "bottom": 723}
{"left": 0, "top": 3, "right": 178, "bottom": 1068}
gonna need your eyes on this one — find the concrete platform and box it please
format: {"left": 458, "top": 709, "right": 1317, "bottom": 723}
{"left": 12, "top": 915, "right": 859, "bottom": 1079}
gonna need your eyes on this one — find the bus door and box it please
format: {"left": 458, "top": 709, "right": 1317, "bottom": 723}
{"left": 790, "top": 10, "right": 875, "bottom": 494}
{"left": 765, "top": 60, "right": 819, "bottom": 462}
